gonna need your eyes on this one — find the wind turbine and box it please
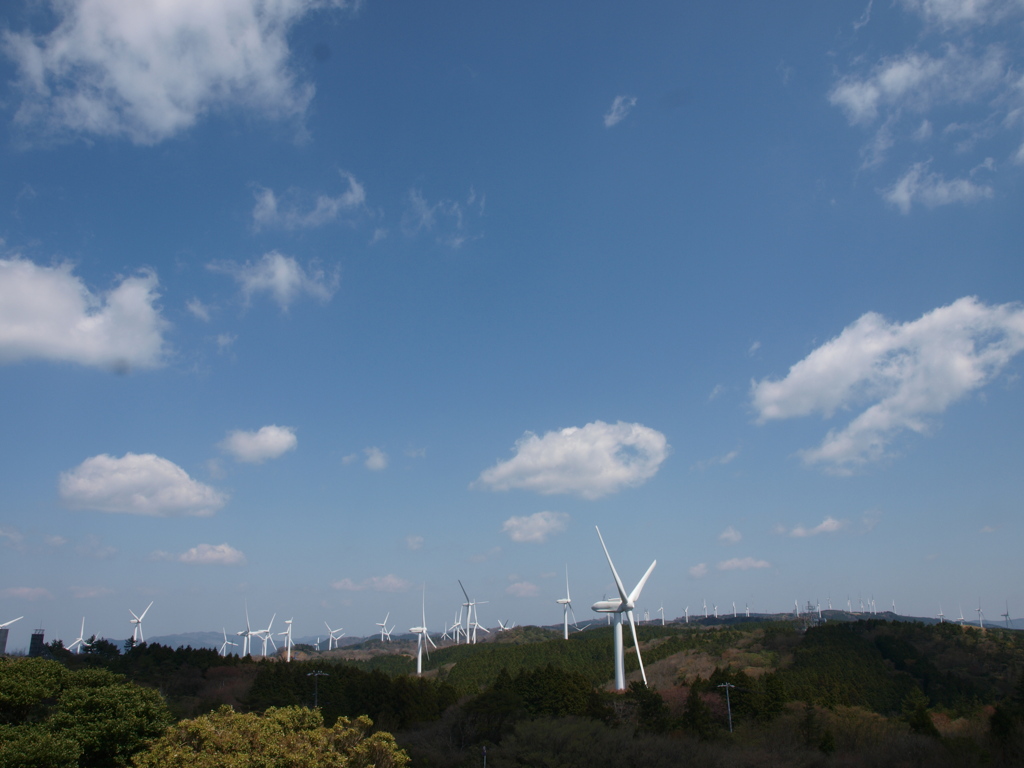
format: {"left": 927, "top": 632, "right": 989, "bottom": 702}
{"left": 498, "top": 619, "right": 515, "bottom": 631}
{"left": 377, "top": 613, "right": 394, "bottom": 642}
{"left": 976, "top": 601, "right": 985, "bottom": 629}
{"left": 658, "top": 605, "right": 665, "bottom": 626}
{"left": 957, "top": 604, "right": 966, "bottom": 625}
{"left": 324, "top": 621, "right": 345, "bottom": 650}
{"left": 219, "top": 628, "right": 238, "bottom": 656}
{"left": 702, "top": 599, "right": 708, "bottom": 619}
{"left": 556, "top": 566, "right": 584, "bottom": 640}
{"left": 236, "top": 604, "right": 253, "bottom": 656}
{"left": 458, "top": 580, "right": 488, "bottom": 643}
{"left": 937, "top": 604, "right": 945, "bottom": 624}
{"left": 253, "top": 614, "right": 277, "bottom": 656}
{"left": 68, "top": 617, "right": 91, "bottom": 654}
{"left": 590, "top": 526, "right": 656, "bottom": 691}
{"left": 684, "top": 606, "right": 689, "bottom": 623}
{"left": 129, "top": 601, "right": 153, "bottom": 644}
{"left": 278, "top": 619, "right": 293, "bottom": 662}
{"left": 1003, "top": 602, "right": 1011, "bottom": 629}
{"left": 410, "top": 585, "right": 436, "bottom": 674}
{"left": 1, "top": 616, "right": 23, "bottom": 630}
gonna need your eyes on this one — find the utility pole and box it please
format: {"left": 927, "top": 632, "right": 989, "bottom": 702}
{"left": 717, "top": 682, "right": 735, "bottom": 733}
{"left": 307, "top": 670, "right": 328, "bottom": 708}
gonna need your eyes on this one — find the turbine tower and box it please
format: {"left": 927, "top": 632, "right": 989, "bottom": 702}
{"left": 590, "top": 526, "right": 656, "bottom": 691}
{"left": 129, "top": 601, "right": 153, "bottom": 644}
{"left": 278, "top": 619, "right": 293, "bottom": 662}
{"left": 937, "top": 604, "right": 944, "bottom": 624}
{"left": 236, "top": 604, "right": 253, "bottom": 656}
{"left": 1003, "top": 602, "right": 1011, "bottom": 629}
{"left": 410, "top": 585, "right": 436, "bottom": 674}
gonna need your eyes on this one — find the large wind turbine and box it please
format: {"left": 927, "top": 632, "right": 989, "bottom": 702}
{"left": 129, "top": 601, "right": 153, "bottom": 644}
{"left": 410, "top": 585, "right": 436, "bottom": 674}
{"left": 377, "top": 613, "right": 394, "bottom": 642}
{"left": 219, "top": 628, "right": 238, "bottom": 656}
{"left": 590, "top": 526, "right": 656, "bottom": 691}
{"left": 556, "top": 566, "right": 582, "bottom": 640}
{"left": 236, "top": 605, "right": 253, "bottom": 656}
{"left": 68, "top": 617, "right": 91, "bottom": 654}
{"left": 458, "top": 580, "right": 488, "bottom": 643}
{"left": 253, "top": 614, "right": 277, "bottom": 656}
{"left": 278, "top": 619, "right": 293, "bottom": 662}
{"left": 324, "top": 621, "right": 345, "bottom": 650}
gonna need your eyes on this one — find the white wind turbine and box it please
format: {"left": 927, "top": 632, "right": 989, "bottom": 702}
{"left": 68, "top": 617, "right": 91, "bottom": 654}
{"left": 278, "top": 619, "right": 294, "bottom": 662}
{"left": 684, "top": 606, "right": 689, "bottom": 623}
{"left": 253, "top": 614, "right": 277, "bottom": 656}
{"left": 976, "top": 601, "right": 985, "bottom": 629}
{"left": 590, "top": 526, "right": 656, "bottom": 691}
{"left": 410, "top": 585, "right": 436, "bottom": 674}
{"left": 937, "top": 604, "right": 945, "bottom": 623}
{"left": 497, "top": 619, "right": 515, "bottom": 631}
{"left": 377, "top": 613, "right": 394, "bottom": 642}
{"left": 658, "top": 605, "right": 665, "bottom": 626}
{"left": 324, "top": 621, "right": 345, "bottom": 650}
{"left": 957, "top": 604, "right": 966, "bottom": 624}
{"left": 236, "top": 604, "right": 253, "bottom": 656}
{"left": 219, "top": 628, "right": 238, "bottom": 656}
{"left": 556, "top": 566, "right": 582, "bottom": 640}
{"left": 129, "top": 601, "right": 154, "bottom": 644}
{"left": 458, "top": 580, "right": 489, "bottom": 643}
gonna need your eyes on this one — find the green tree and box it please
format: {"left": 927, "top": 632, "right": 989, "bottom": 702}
{"left": 132, "top": 705, "right": 409, "bottom": 768}
{"left": 47, "top": 669, "right": 172, "bottom": 768}
{"left": 0, "top": 724, "right": 82, "bottom": 768}
{"left": 0, "top": 657, "right": 69, "bottom": 724}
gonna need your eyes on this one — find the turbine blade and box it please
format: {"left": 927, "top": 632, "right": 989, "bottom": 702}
{"left": 458, "top": 579, "right": 471, "bottom": 603}
{"left": 139, "top": 601, "right": 153, "bottom": 620}
{"left": 595, "top": 526, "right": 629, "bottom": 604}
{"left": 628, "top": 560, "right": 657, "bottom": 604}
{"left": 627, "top": 609, "right": 647, "bottom": 686}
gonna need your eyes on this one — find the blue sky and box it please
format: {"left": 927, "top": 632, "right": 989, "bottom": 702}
{"left": 2, "top": 0, "right": 1024, "bottom": 650}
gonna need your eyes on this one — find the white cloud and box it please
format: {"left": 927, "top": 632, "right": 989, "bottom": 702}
{"left": 506, "top": 581, "right": 539, "bottom": 598}
{"left": 401, "top": 188, "right": 483, "bottom": 248}
{"left": 179, "top": 543, "right": 246, "bottom": 565}
{"left": 2, "top": 0, "right": 358, "bottom": 145}
{"left": 363, "top": 447, "right": 388, "bottom": 471}
{"left": 900, "top": 0, "right": 1013, "bottom": 27}
{"left": 0, "top": 526, "right": 25, "bottom": 549}
{"left": 59, "top": 452, "right": 228, "bottom": 516}
{"left": 75, "top": 534, "right": 116, "bottom": 559}
{"left": 405, "top": 535, "right": 424, "bottom": 550}
{"left": 476, "top": 420, "right": 669, "bottom": 499}
{"left": 717, "top": 557, "right": 771, "bottom": 571}
{"left": 220, "top": 425, "right": 297, "bottom": 463}
{"left": 789, "top": 517, "right": 847, "bottom": 537}
{"left": 883, "top": 161, "right": 994, "bottom": 212}
{"left": 691, "top": 449, "right": 740, "bottom": 472}
{"left": 604, "top": 95, "right": 637, "bottom": 127}
{"left": 719, "top": 525, "right": 742, "bottom": 544}
{"left": 71, "top": 586, "right": 113, "bottom": 598}
{"left": 752, "top": 297, "right": 1024, "bottom": 472}
{"left": 0, "top": 587, "right": 52, "bottom": 600}
{"left": 331, "top": 574, "right": 411, "bottom": 592}
{"left": 211, "top": 251, "right": 339, "bottom": 311}
{"left": 689, "top": 563, "right": 708, "bottom": 578}
{"left": 186, "top": 298, "right": 212, "bottom": 322}
{"left": 980, "top": 524, "right": 997, "bottom": 533}
{"left": 0, "top": 257, "right": 167, "bottom": 371}
{"left": 252, "top": 171, "right": 367, "bottom": 230}
{"left": 501, "top": 511, "right": 569, "bottom": 543}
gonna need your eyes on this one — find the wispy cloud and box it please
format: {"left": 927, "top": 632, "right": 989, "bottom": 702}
{"left": 0, "top": 257, "right": 167, "bottom": 371}
{"left": 883, "top": 160, "right": 993, "bottom": 213}
{"left": 0, "top": 587, "right": 52, "bottom": 600}
{"left": 788, "top": 516, "right": 846, "bottom": 537}
{"left": 717, "top": 557, "right": 771, "bottom": 571}
{"left": 691, "top": 449, "right": 739, "bottom": 472}
{"left": 401, "top": 187, "right": 484, "bottom": 248}
{"left": 210, "top": 252, "right": 339, "bottom": 311}
{"left": 752, "top": 297, "right": 1024, "bottom": 472}
{"left": 363, "top": 447, "right": 388, "bottom": 471}
{"left": 220, "top": 425, "right": 297, "bottom": 464}
{"left": 179, "top": 543, "right": 246, "bottom": 565}
{"left": 2, "top": 0, "right": 360, "bottom": 145}
{"left": 502, "top": 511, "right": 569, "bottom": 543}
{"left": 506, "top": 581, "right": 539, "bottom": 598}
{"left": 331, "top": 574, "right": 411, "bottom": 592}
{"left": 689, "top": 563, "right": 708, "bottom": 578}
{"left": 719, "top": 525, "right": 742, "bottom": 544}
{"left": 405, "top": 535, "right": 424, "bottom": 550}
{"left": 604, "top": 95, "right": 637, "bottom": 127}
{"left": 476, "top": 420, "right": 669, "bottom": 499}
{"left": 60, "top": 453, "right": 228, "bottom": 516}
{"left": 252, "top": 171, "right": 367, "bottom": 230}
